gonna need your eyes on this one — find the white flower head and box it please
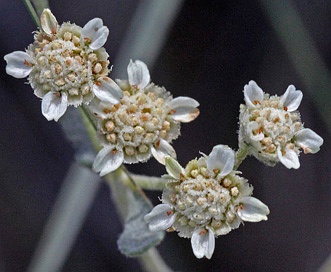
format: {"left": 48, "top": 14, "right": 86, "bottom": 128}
{"left": 144, "top": 145, "right": 269, "bottom": 259}
{"left": 91, "top": 60, "right": 200, "bottom": 176}
{"left": 4, "top": 9, "right": 120, "bottom": 121}
{"left": 239, "top": 81, "right": 323, "bottom": 169}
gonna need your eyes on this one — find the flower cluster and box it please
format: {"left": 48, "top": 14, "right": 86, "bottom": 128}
{"left": 145, "top": 81, "right": 324, "bottom": 259}
{"left": 145, "top": 145, "right": 269, "bottom": 259}
{"left": 91, "top": 60, "right": 200, "bottom": 176}
{"left": 4, "top": 9, "right": 199, "bottom": 176}
{"left": 4, "top": 9, "right": 122, "bottom": 121}
{"left": 238, "top": 81, "right": 323, "bottom": 169}
{"left": 4, "top": 8, "right": 325, "bottom": 261}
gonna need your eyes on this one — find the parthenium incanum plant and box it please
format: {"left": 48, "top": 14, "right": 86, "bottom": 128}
{"left": 4, "top": 7, "right": 324, "bottom": 264}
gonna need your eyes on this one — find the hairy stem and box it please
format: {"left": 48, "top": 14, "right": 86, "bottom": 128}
{"left": 131, "top": 174, "right": 167, "bottom": 191}
{"left": 79, "top": 106, "right": 100, "bottom": 150}
{"left": 234, "top": 143, "right": 250, "bottom": 170}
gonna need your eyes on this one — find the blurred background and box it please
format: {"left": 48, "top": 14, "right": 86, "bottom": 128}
{"left": 1, "top": 0, "right": 331, "bottom": 271}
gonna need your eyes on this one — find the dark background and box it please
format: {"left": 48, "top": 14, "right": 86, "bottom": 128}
{"left": 1, "top": 0, "right": 331, "bottom": 271}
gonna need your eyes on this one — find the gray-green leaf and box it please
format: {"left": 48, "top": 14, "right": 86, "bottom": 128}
{"left": 110, "top": 174, "right": 165, "bottom": 257}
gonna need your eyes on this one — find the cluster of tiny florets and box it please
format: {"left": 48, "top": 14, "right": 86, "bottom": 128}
{"left": 95, "top": 80, "right": 180, "bottom": 163}
{"left": 239, "top": 93, "right": 303, "bottom": 166}
{"left": 29, "top": 23, "right": 109, "bottom": 106}
{"left": 162, "top": 157, "right": 252, "bottom": 238}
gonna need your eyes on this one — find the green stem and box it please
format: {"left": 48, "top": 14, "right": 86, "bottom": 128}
{"left": 131, "top": 174, "right": 167, "bottom": 191}
{"left": 139, "top": 248, "right": 173, "bottom": 272}
{"left": 31, "top": 0, "right": 49, "bottom": 17}
{"left": 22, "top": 0, "right": 42, "bottom": 27}
{"left": 79, "top": 106, "right": 99, "bottom": 151}
{"left": 234, "top": 143, "right": 250, "bottom": 170}
{"left": 106, "top": 171, "right": 173, "bottom": 272}
{"left": 118, "top": 165, "right": 139, "bottom": 191}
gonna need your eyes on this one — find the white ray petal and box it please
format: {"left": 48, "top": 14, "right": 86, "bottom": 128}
{"left": 168, "top": 97, "right": 200, "bottom": 123}
{"left": 207, "top": 145, "right": 234, "bottom": 178}
{"left": 168, "top": 96, "right": 200, "bottom": 109}
{"left": 237, "top": 196, "right": 270, "bottom": 222}
{"left": 41, "top": 92, "right": 68, "bottom": 122}
{"left": 295, "top": 128, "right": 323, "bottom": 154}
{"left": 93, "top": 77, "right": 123, "bottom": 104}
{"left": 151, "top": 139, "right": 176, "bottom": 165}
{"left": 165, "top": 156, "right": 184, "bottom": 179}
{"left": 144, "top": 204, "right": 176, "bottom": 232}
{"left": 247, "top": 121, "right": 264, "bottom": 141}
{"left": 244, "top": 80, "right": 264, "bottom": 108}
{"left": 280, "top": 85, "right": 303, "bottom": 112}
{"left": 82, "top": 18, "right": 109, "bottom": 50}
{"left": 40, "top": 9, "right": 58, "bottom": 35}
{"left": 92, "top": 147, "right": 124, "bottom": 176}
{"left": 277, "top": 146, "right": 300, "bottom": 169}
{"left": 4, "top": 51, "right": 33, "bottom": 78}
{"left": 191, "top": 229, "right": 215, "bottom": 259}
{"left": 127, "top": 60, "right": 150, "bottom": 89}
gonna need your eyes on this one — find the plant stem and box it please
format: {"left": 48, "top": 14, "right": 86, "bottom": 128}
{"left": 139, "top": 248, "right": 173, "bottom": 272}
{"left": 31, "top": 0, "right": 49, "bottom": 17}
{"left": 131, "top": 174, "right": 167, "bottom": 191}
{"left": 79, "top": 106, "right": 100, "bottom": 150}
{"left": 106, "top": 171, "right": 173, "bottom": 272}
{"left": 234, "top": 143, "right": 250, "bottom": 170}
{"left": 22, "top": 0, "right": 41, "bottom": 27}
{"left": 27, "top": 163, "right": 101, "bottom": 272}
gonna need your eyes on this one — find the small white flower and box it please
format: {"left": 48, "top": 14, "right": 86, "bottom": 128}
{"left": 168, "top": 96, "right": 200, "bottom": 123}
{"left": 81, "top": 18, "right": 109, "bottom": 50}
{"left": 144, "top": 203, "right": 176, "bottom": 231}
{"left": 280, "top": 85, "right": 303, "bottom": 112}
{"left": 92, "top": 146, "right": 124, "bottom": 177}
{"left": 92, "top": 77, "right": 123, "bottom": 104}
{"left": 145, "top": 145, "right": 269, "bottom": 259}
{"left": 236, "top": 196, "right": 269, "bottom": 222}
{"left": 244, "top": 80, "right": 264, "bottom": 108}
{"left": 4, "top": 9, "right": 120, "bottom": 121}
{"left": 239, "top": 80, "right": 323, "bottom": 169}
{"left": 127, "top": 59, "right": 150, "bottom": 89}
{"left": 4, "top": 51, "right": 34, "bottom": 78}
{"left": 191, "top": 228, "right": 215, "bottom": 259}
{"left": 91, "top": 60, "right": 199, "bottom": 176}
{"left": 41, "top": 92, "right": 68, "bottom": 121}
{"left": 40, "top": 8, "right": 58, "bottom": 35}
{"left": 295, "top": 128, "right": 323, "bottom": 154}
{"left": 206, "top": 145, "right": 234, "bottom": 178}
{"left": 165, "top": 156, "right": 185, "bottom": 179}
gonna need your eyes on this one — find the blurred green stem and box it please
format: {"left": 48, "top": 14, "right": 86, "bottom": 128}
{"left": 234, "top": 143, "right": 250, "bottom": 170}
{"left": 139, "top": 248, "right": 173, "bottom": 272}
{"left": 31, "top": 0, "right": 49, "bottom": 17}
{"left": 131, "top": 174, "right": 167, "bottom": 191}
{"left": 22, "top": 0, "right": 42, "bottom": 27}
